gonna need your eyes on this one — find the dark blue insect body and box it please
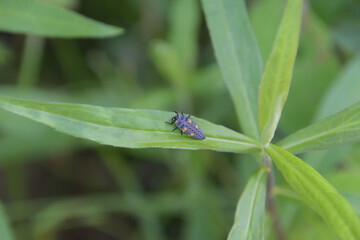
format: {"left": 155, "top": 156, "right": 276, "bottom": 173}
{"left": 166, "top": 111, "right": 205, "bottom": 140}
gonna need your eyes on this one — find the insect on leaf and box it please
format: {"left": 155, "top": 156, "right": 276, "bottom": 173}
{"left": 0, "top": 96, "right": 261, "bottom": 154}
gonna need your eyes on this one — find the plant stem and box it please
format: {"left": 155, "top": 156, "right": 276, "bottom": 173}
{"left": 265, "top": 155, "right": 286, "bottom": 240}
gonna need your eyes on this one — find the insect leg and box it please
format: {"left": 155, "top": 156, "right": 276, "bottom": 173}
{"left": 187, "top": 114, "right": 191, "bottom": 118}
{"left": 181, "top": 112, "right": 184, "bottom": 116}
{"left": 172, "top": 127, "right": 178, "bottom": 132}
{"left": 165, "top": 121, "right": 173, "bottom": 124}
{"left": 173, "top": 110, "right": 178, "bottom": 115}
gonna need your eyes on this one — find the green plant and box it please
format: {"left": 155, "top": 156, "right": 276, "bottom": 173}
{"left": 0, "top": 0, "right": 360, "bottom": 239}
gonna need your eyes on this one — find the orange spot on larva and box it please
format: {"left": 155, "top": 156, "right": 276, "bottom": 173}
{"left": 188, "top": 119, "right": 192, "bottom": 123}
{"left": 195, "top": 125, "right": 198, "bottom": 129}
{"left": 182, "top": 127, "right": 188, "bottom": 132}
{"left": 190, "top": 132, "right": 194, "bottom": 136}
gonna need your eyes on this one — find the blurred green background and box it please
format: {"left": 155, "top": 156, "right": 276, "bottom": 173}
{"left": 0, "top": 0, "right": 360, "bottom": 239}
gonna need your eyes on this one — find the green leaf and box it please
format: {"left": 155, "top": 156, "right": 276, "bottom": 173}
{"left": 278, "top": 102, "right": 360, "bottom": 153}
{"left": 0, "top": 0, "right": 123, "bottom": 38}
{"left": 149, "top": 40, "right": 192, "bottom": 109}
{"left": 169, "top": 0, "right": 200, "bottom": 72}
{"left": 278, "top": 10, "right": 340, "bottom": 133}
{"left": 297, "top": 55, "right": 359, "bottom": 170}
{"left": 266, "top": 144, "right": 360, "bottom": 240}
{"left": 0, "top": 96, "right": 260, "bottom": 153}
{"left": 316, "top": 55, "right": 360, "bottom": 120}
{"left": 227, "top": 168, "right": 268, "bottom": 240}
{"left": 0, "top": 202, "right": 15, "bottom": 240}
{"left": 257, "top": 0, "right": 302, "bottom": 145}
{"left": 149, "top": 40, "right": 185, "bottom": 87}
{"left": 201, "top": 0, "right": 262, "bottom": 139}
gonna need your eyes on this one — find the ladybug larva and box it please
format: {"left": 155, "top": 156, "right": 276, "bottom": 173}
{"left": 166, "top": 111, "right": 205, "bottom": 140}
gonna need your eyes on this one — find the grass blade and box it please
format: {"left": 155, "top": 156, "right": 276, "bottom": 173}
{"left": 227, "top": 168, "right": 268, "bottom": 240}
{"left": 0, "top": 96, "right": 260, "bottom": 153}
{"left": 0, "top": 0, "right": 123, "bottom": 38}
{"left": 258, "top": 0, "right": 302, "bottom": 145}
{"left": 201, "top": 0, "right": 262, "bottom": 139}
{"left": 278, "top": 102, "right": 360, "bottom": 153}
{"left": 266, "top": 144, "right": 360, "bottom": 240}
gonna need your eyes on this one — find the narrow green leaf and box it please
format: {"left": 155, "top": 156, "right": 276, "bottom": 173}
{"left": 278, "top": 102, "right": 360, "bottom": 153}
{"left": 0, "top": 202, "right": 15, "bottom": 240}
{"left": 201, "top": 0, "right": 262, "bottom": 139}
{"left": 316, "top": 55, "right": 360, "bottom": 120}
{"left": 228, "top": 168, "right": 268, "bottom": 240}
{"left": 278, "top": 9, "right": 340, "bottom": 133}
{"left": 299, "top": 56, "right": 360, "bottom": 169}
{"left": 149, "top": 40, "right": 192, "bottom": 110}
{"left": 257, "top": 0, "right": 302, "bottom": 145}
{"left": 266, "top": 144, "right": 360, "bottom": 240}
{"left": 0, "top": 96, "right": 260, "bottom": 153}
{"left": 169, "top": 0, "right": 200, "bottom": 72}
{"left": 149, "top": 40, "right": 184, "bottom": 86}
{"left": 0, "top": 0, "right": 123, "bottom": 38}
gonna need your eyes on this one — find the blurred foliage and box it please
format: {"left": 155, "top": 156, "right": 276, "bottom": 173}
{"left": 0, "top": 0, "right": 360, "bottom": 239}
